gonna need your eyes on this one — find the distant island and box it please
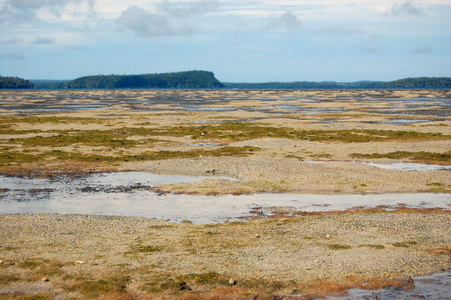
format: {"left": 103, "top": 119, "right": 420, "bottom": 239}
{"left": 223, "top": 77, "right": 451, "bottom": 89}
{"left": 0, "top": 76, "right": 34, "bottom": 89}
{"left": 29, "top": 71, "right": 224, "bottom": 90}
{"left": 1, "top": 71, "right": 451, "bottom": 89}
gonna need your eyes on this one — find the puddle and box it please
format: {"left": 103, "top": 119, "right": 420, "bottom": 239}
{"left": 325, "top": 271, "right": 450, "bottom": 300}
{"left": 1, "top": 172, "right": 450, "bottom": 224}
{"left": 0, "top": 171, "right": 449, "bottom": 298}
{"left": 304, "top": 161, "right": 451, "bottom": 172}
{"left": 387, "top": 119, "right": 435, "bottom": 125}
{"left": 180, "top": 142, "right": 224, "bottom": 147}
{"left": 363, "top": 162, "right": 451, "bottom": 171}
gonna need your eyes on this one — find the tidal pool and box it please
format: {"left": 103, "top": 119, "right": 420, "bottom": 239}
{"left": 305, "top": 160, "right": 451, "bottom": 171}
{"left": 1, "top": 172, "right": 449, "bottom": 224}
{"left": 326, "top": 271, "right": 450, "bottom": 300}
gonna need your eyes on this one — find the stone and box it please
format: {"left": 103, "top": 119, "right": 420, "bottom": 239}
{"left": 229, "top": 278, "right": 236, "bottom": 285}
{"left": 41, "top": 277, "right": 49, "bottom": 282}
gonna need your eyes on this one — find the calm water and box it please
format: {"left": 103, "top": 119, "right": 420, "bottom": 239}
{"left": 1, "top": 171, "right": 449, "bottom": 224}
{"left": 325, "top": 271, "right": 451, "bottom": 300}
{"left": 1, "top": 171, "right": 449, "bottom": 298}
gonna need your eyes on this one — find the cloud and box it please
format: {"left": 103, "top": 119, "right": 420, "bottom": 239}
{"left": 411, "top": 46, "right": 433, "bottom": 54}
{"left": 389, "top": 0, "right": 424, "bottom": 16}
{"left": 67, "top": 45, "right": 86, "bottom": 51}
{"left": 364, "top": 46, "right": 382, "bottom": 54}
{"left": 2, "top": 52, "right": 25, "bottom": 60}
{"left": 0, "top": 37, "right": 23, "bottom": 44}
{"left": 159, "top": 0, "right": 218, "bottom": 18}
{"left": 116, "top": 6, "right": 192, "bottom": 37}
{"left": 266, "top": 11, "right": 302, "bottom": 32}
{"left": 316, "top": 26, "right": 364, "bottom": 38}
{"left": 32, "top": 36, "right": 56, "bottom": 45}
{"left": 0, "top": 0, "right": 96, "bottom": 23}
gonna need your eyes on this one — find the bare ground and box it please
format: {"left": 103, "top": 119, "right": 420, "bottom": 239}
{"left": 1, "top": 212, "right": 450, "bottom": 299}
{"left": 0, "top": 89, "right": 450, "bottom": 298}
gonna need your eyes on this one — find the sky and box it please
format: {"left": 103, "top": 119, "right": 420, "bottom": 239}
{"left": 0, "top": 0, "right": 450, "bottom": 82}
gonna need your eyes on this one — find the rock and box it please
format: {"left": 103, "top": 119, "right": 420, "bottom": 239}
{"left": 326, "top": 234, "right": 331, "bottom": 238}
{"left": 75, "top": 260, "right": 85, "bottom": 265}
{"left": 41, "top": 277, "right": 49, "bottom": 282}
{"left": 255, "top": 234, "right": 260, "bottom": 238}
{"left": 229, "top": 278, "right": 236, "bottom": 285}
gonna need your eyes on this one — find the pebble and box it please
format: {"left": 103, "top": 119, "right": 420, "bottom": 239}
{"left": 41, "top": 277, "right": 49, "bottom": 282}
{"left": 229, "top": 278, "right": 236, "bottom": 285}
{"left": 255, "top": 234, "right": 260, "bottom": 238}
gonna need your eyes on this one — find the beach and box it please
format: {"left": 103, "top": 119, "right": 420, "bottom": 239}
{"left": 0, "top": 89, "right": 450, "bottom": 298}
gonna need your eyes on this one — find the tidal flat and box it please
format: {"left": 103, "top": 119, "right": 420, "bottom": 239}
{"left": 0, "top": 89, "right": 450, "bottom": 298}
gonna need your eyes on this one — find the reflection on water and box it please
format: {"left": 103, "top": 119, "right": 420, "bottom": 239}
{"left": 325, "top": 271, "right": 450, "bottom": 300}
{"left": 305, "top": 160, "right": 451, "bottom": 171}
{"left": 363, "top": 162, "right": 451, "bottom": 171}
{"left": 1, "top": 172, "right": 449, "bottom": 224}
{"left": 1, "top": 172, "right": 449, "bottom": 299}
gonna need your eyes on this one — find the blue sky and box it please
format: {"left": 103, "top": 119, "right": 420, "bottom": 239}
{"left": 1, "top": 0, "right": 450, "bottom": 82}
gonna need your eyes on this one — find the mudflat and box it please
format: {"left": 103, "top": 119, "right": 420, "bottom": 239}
{"left": 0, "top": 89, "right": 450, "bottom": 298}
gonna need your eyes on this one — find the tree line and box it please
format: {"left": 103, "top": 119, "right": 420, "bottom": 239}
{"left": 0, "top": 76, "right": 34, "bottom": 89}
{"left": 2, "top": 73, "right": 450, "bottom": 89}
{"left": 223, "top": 77, "right": 451, "bottom": 89}
{"left": 65, "top": 70, "right": 224, "bottom": 89}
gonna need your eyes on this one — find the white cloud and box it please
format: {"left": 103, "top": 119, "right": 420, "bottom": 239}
{"left": 159, "top": 0, "right": 218, "bottom": 18}
{"left": 0, "top": 0, "right": 96, "bottom": 23}
{"left": 32, "top": 36, "right": 56, "bottom": 44}
{"left": 389, "top": 0, "right": 424, "bottom": 16}
{"left": 0, "top": 37, "right": 23, "bottom": 44}
{"left": 266, "top": 11, "right": 302, "bottom": 32}
{"left": 116, "top": 6, "right": 192, "bottom": 37}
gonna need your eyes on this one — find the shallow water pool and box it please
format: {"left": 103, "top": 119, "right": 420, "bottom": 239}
{"left": 1, "top": 172, "right": 449, "bottom": 224}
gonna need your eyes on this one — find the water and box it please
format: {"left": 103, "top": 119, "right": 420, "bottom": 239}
{"left": 363, "top": 162, "right": 451, "bottom": 171}
{"left": 1, "top": 171, "right": 449, "bottom": 298}
{"left": 325, "top": 271, "right": 451, "bottom": 300}
{"left": 1, "top": 172, "right": 449, "bottom": 224}
{"left": 305, "top": 160, "right": 451, "bottom": 171}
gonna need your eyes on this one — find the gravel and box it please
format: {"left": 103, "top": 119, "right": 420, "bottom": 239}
{"left": 0, "top": 212, "right": 449, "bottom": 297}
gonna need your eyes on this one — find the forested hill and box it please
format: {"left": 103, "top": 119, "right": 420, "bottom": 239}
{"left": 384, "top": 77, "right": 451, "bottom": 88}
{"left": 224, "top": 77, "right": 451, "bottom": 89}
{"left": 65, "top": 71, "right": 224, "bottom": 89}
{"left": 4, "top": 73, "right": 450, "bottom": 90}
{"left": 0, "top": 76, "right": 34, "bottom": 89}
